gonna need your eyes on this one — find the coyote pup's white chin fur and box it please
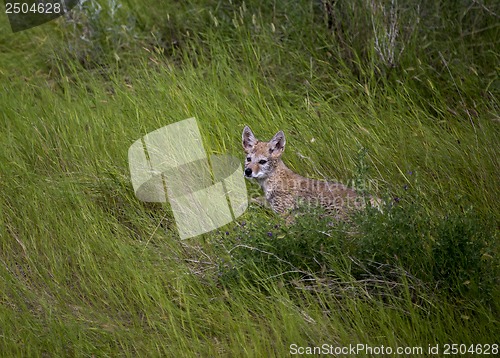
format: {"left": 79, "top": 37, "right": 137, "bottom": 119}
{"left": 242, "top": 125, "right": 380, "bottom": 218}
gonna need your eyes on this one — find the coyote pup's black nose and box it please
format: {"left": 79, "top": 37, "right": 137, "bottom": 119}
{"left": 244, "top": 168, "right": 252, "bottom": 177}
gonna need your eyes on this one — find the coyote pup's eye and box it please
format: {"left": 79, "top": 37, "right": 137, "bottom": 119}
{"left": 259, "top": 160, "right": 267, "bottom": 165}
{"left": 246, "top": 157, "right": 251, "bottom": 162}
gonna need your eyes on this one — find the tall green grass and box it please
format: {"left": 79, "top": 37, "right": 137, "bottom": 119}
{"left": 1, "top": 0, "right": 499, "bottom": 356}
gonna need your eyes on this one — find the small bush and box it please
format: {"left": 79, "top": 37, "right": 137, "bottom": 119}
{"left": 431, "top": 213, "right": 498, "bottom": 301}
{"left": 219, "top": 198, "right": 498, "bottom": 306}
{"left": 353, "top": 202, "right": 498, "bottom": 303}
{"left": 218, "top": 207, "right": 350, "bottom": 286}
{"left": 59, "top": 0, "right": 141, "bottom": 68}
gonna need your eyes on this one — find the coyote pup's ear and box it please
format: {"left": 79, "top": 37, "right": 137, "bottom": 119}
{"left": 242, "top": 126, "right": 257, "bottom": 153}
{"left": 269, "top": 130, "right": 286, "bottom": 157}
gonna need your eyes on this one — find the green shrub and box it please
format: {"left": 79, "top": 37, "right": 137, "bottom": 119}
{"left": 218, "top": 207, "right": 343, "bottom": 287}
{"left": 432, "top": 213, "right": 498, "bottom": 301}
{"left": 353, "top": 201, "right": 498, "bottom": 303}
{"left": 220, "top": 197, "right": 498, "bottom": 306}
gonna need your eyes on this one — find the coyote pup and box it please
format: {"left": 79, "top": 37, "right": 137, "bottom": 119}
{"left": 242, "top": 126, "right": 377, "bottom": 218}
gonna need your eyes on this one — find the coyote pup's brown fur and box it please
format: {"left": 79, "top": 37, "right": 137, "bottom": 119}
{"left": 242, "top": 126, "right": 378, "bottom": 218}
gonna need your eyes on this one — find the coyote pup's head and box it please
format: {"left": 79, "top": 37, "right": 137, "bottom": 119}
{"left": 242, "top": 126, "right": 285, "bottom": 180}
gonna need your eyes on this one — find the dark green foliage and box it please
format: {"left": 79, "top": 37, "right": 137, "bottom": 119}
{"left": 431, "top": 213, "right": 498, "bottom": 300}
{"left": 222, "top": 208, "right": 350, "bottom": 284}
{"left": 357, "top": 204, "right": 498, "bottom": 302}
{"left": 222, "top": 198, "right": 498, "bottom": 307}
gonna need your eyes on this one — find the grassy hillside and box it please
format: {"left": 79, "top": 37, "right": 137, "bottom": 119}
{"left": 1, "top": 0, "right": 499, "bottom": 356}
